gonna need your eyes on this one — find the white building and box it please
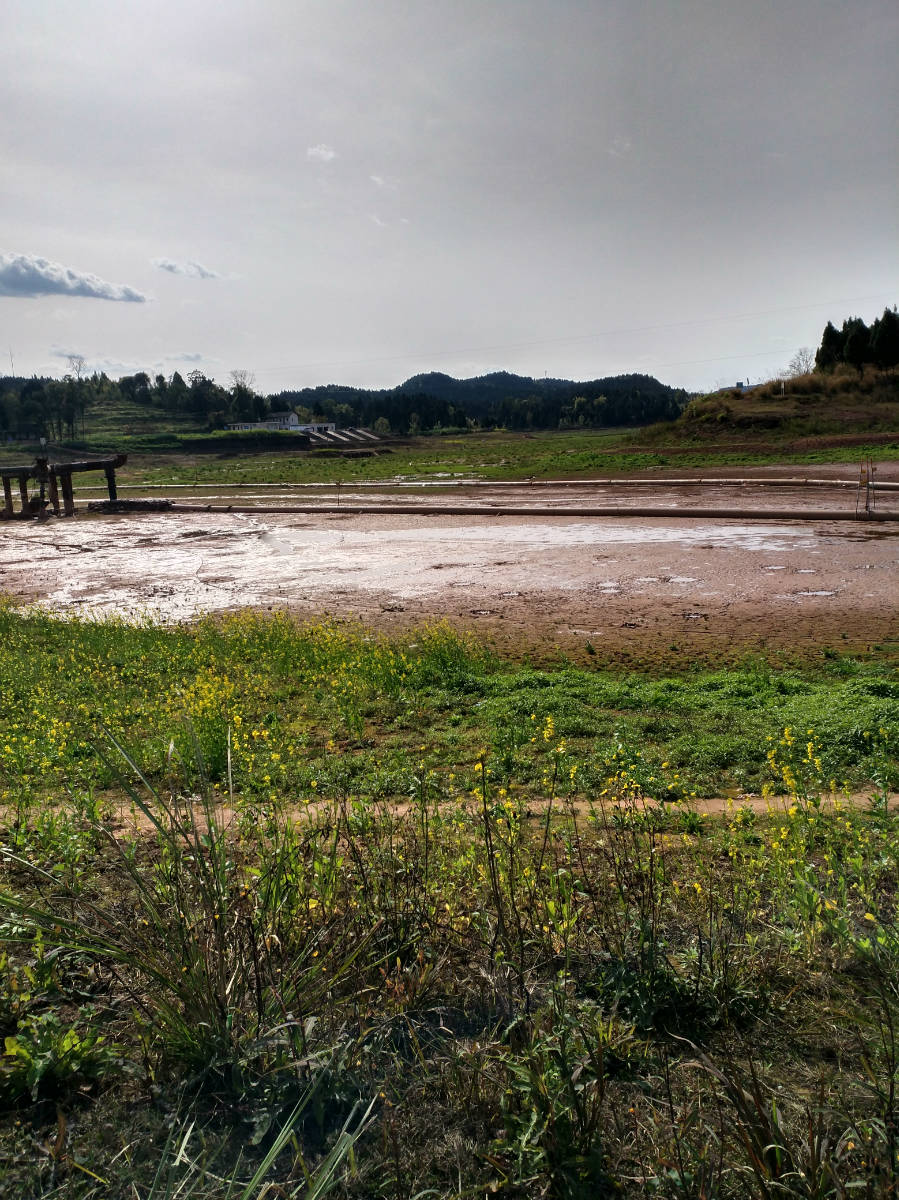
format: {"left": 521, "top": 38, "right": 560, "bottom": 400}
{"left": 226, "top": 413, "right": 336, "bottom": 434}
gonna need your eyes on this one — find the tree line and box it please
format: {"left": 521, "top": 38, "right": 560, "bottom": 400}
{"left": 3, "top": 311, "right": 894, "bottom": 444}
{"left": 1, "top": 366, "right": 688, "bottom": 443}
{"left": 814, "top": 306, "right": 899, "bottom": 374}
{"left": 0, "top": 369, "right": 260, "bottom": 442}
{"left": 275, "top": 371, "right": 688, "bottom": 434}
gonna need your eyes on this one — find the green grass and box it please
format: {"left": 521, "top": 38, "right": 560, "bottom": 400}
{"left": 1, "top": 607, "right": 898, "bottom": 1195}
{"left": 102, "top": 432, "right": 899, "bottom": 490}
{"left": 0, "top": 605, "right": 896, "bottom": 807}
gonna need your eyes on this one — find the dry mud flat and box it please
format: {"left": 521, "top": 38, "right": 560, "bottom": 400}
{"left": 2, "top": 478, "right": 898, "bottom": 662}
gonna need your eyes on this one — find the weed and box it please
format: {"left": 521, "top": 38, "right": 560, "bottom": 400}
{"left": 0, "top": 610, "right": 897, "bottom": 1196}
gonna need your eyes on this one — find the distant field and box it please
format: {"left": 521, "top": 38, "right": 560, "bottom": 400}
{"left": 4, "top": 427, "right": 899, "bottom": 489}
{"left": 2, "top": 367, "right": 897, "bottom": 484}
{"left": 77, "top": 428, "right": 899, "bottom": 489}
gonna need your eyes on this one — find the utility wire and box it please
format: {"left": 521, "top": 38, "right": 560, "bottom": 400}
{"left": 249, "top": 290, "right": 896, "bottom": 378}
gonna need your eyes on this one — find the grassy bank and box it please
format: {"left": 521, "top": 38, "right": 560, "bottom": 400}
{"left": 115, "top": 426, "right": 899, "bottom": 488}
{"left": 5, "top": 426, "right": 899, "bottom": 493}
{"left": 1, "top": 609, "right": 898, "bottom": 1195}
{"left": 6, "top": 426, "right": 899, "bottom": 494}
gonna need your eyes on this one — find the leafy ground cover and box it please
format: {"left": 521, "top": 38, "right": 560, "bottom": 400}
{"left": 1, "top": 607, "right": 898, "bottom": 1196}
{"left": 1, "top": 606, "right": 897, "bottom": 808}
{"left": 118, "top": 429, "right": 899, "bottom": 489}
{"left": 5, "top": 425, "right": 899, "bottom": 488}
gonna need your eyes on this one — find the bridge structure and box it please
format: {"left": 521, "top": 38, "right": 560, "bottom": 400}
{"left": 0, "top": 454, "right": 127, "bottom": 519}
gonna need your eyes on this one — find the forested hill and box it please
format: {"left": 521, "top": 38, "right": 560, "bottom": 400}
{"left": 0, "top": 367, "right": 687, "bottom": 443}
{"left": 276, "top": 371, "right": 688, "bottom": 432}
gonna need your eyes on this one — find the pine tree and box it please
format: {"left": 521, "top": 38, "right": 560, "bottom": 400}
{"left": 815, "top": 321, "right": 844, "bottom": 370}
{"left": 842, "top": 317, "right": 871, "bottom": 375}
{"left": 870, "top": 307, "right": 899, "bottom": 370}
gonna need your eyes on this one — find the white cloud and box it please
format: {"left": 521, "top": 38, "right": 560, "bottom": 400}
{"left": 152, "top": 257, "right": 220, "bottom": 279}
{"left": 0, "top": 252, "right": 146, "bottom": 302}
{"left": 49, "top": 346, "right": 88, "bottom": 364}
{"left": 606, "top": 135, "right": 632, "bottom": 158}
{"left": 48, "top": 345, "right": 212, "bottom": 377}
{"left": 307, "top": 143, "right": 337, "bottom": 162}
{"left": 90, "top": 358, "right": 150, "bottom": 377}
{"left": 50, "top": 350, "right": 147, "bottom": 377}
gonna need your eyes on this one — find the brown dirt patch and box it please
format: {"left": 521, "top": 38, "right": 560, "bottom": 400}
{"left": 1, "top": 475, "right": 897, "bottom": 668}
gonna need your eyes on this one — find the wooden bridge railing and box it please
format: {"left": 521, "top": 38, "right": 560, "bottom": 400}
{"left": 1, "top": 455, "right": 127, "bottom": 519}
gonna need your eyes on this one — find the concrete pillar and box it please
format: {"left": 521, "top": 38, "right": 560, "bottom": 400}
{"left": 104, "top": 465, "right": 118, "bottom": 501}
{"left": 18, "top": 475, "right": 30, "bottom": 509}
{"left": 2, "top": 477, "right": 13, "bottom": 517}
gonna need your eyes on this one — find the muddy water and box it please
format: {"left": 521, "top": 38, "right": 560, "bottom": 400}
{"left": 70, "top": 478, "right": 899, "bottom": 513}
{"left": 2, "top": 482, "right": 898, "bottom": 660}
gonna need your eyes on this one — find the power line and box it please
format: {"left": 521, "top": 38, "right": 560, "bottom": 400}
{"left": 647, "top": 347, "right": 792, "bottom": 371}
{"left": 249, "top": 289, "right": 896, "bottom": 378}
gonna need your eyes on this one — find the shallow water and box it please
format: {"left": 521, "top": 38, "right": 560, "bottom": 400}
{"left": 1, "top": 466, "right": 897, "bottom": 652}
{"left": 1, "top": 503, "right": 893, "bottom": 623}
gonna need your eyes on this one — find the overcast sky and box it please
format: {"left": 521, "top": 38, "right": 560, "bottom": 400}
{"left": 2, "top": 0, "right": 896, "bottom": 394}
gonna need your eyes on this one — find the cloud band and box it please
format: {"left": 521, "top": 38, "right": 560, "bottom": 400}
{"left": 0, "top": 251, "right": 146, "bottom": 302}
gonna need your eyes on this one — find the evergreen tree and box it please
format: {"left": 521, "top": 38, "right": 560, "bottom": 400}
{"left": 167, "top": 371, "right": 189, "bottom": 413}
{"left": 871, "top": 307, "right": 899, "bottom": 370}
{"left": 815, "top": 321, "right": 844, "bottom": 370}
{"left": 842, "top": 317, "right": 871, "bottom": 375}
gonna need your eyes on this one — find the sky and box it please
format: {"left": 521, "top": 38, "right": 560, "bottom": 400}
{"left": 1, "top": 0, "right": 896, "bottom": 395}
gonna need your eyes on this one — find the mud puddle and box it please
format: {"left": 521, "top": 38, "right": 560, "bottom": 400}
{"left": 2, "top": 487, "right": 897, "bottom": 661}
